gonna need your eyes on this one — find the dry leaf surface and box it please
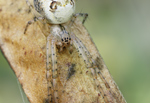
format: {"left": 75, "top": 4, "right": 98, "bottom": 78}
{"left": 0, "top": 0, "right": 126, "bottom": 103}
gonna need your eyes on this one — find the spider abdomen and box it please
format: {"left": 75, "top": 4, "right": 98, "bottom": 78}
{"left": 34, "top": 0, "right": 75, "bottom": 24}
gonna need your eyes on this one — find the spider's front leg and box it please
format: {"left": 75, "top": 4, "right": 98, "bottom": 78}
{"left": 46, "top": 35, "right": 53, "bottom": 103}
{"left": 51, "top": 38, "right": 59, "bottom": 103}
{"left": 73, "top": 35, "right": 120, "bottom": 102}
{"left": 46, "top": 36, "right": 59, "bottom": 103}
{"left": 71, "top": 34, "right": 112, "bottom": 103}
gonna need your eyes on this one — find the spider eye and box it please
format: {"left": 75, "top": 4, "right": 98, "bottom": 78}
{"left": 50, "top": 1, "right": 57, "bottom": 11}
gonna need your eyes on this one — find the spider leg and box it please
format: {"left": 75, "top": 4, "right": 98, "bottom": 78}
{"left": 46, "top": 35, "right": 53, "bottom": 103}
{"left": 25, "top": 0, "right": 34, "bottom": 9}
{"left": 51, "top": 38, "right": 59, "bottom": 103}
{"left": 71, "top": 34, "right": 112, "bottom": 103}
{"left": 75, "top": 36, "right": 120, "bottom": 102}
{"left": 24, "top": 17, "right": 44, "bottom": 34}
{"left": 46, "top": 36, "right": 59, "bottom": 103}
{"left": 70, "top": 13, "right": 88, "bottom": 27}
{"left": 74, "top": 13, "right": 88, "bottom": 24}
{"left": 69, "top": 40, "right": 73, "bottom": 54}
{"left": 71, "top": 35, "right": 91, "bottom": 68}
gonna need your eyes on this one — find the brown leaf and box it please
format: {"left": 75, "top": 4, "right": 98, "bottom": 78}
{"left": 0, "top": 0, "right": 126, "bottom": 103}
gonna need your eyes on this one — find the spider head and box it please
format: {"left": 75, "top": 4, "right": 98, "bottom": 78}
{"left": 34, "top": 0, "right": 75, "bottom": 24}
{"left": 61, "top": 30, "right": 71, "bottom": 45}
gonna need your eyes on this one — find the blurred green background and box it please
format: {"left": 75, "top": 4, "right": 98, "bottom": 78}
{"left": 1, "top": 0, "right": 150, "bottom": 103}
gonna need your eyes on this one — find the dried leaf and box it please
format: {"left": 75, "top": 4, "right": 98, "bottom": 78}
{"left": 0, "top": 0, "right": 126, "bottom": 103}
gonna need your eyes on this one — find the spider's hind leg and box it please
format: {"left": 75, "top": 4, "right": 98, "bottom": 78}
{"left": 24, "top": 0, "right": 45, "bottom": 34}
{"left": 24, "top": 17, "right": 44, "bottom": 34}
{"left": 70, "top": 13, "right": 88, "bottom": 27}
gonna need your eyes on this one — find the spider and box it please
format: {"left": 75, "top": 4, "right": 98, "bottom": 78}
{"left": 24, "top": 0, "right": 117, "bottom": 103}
